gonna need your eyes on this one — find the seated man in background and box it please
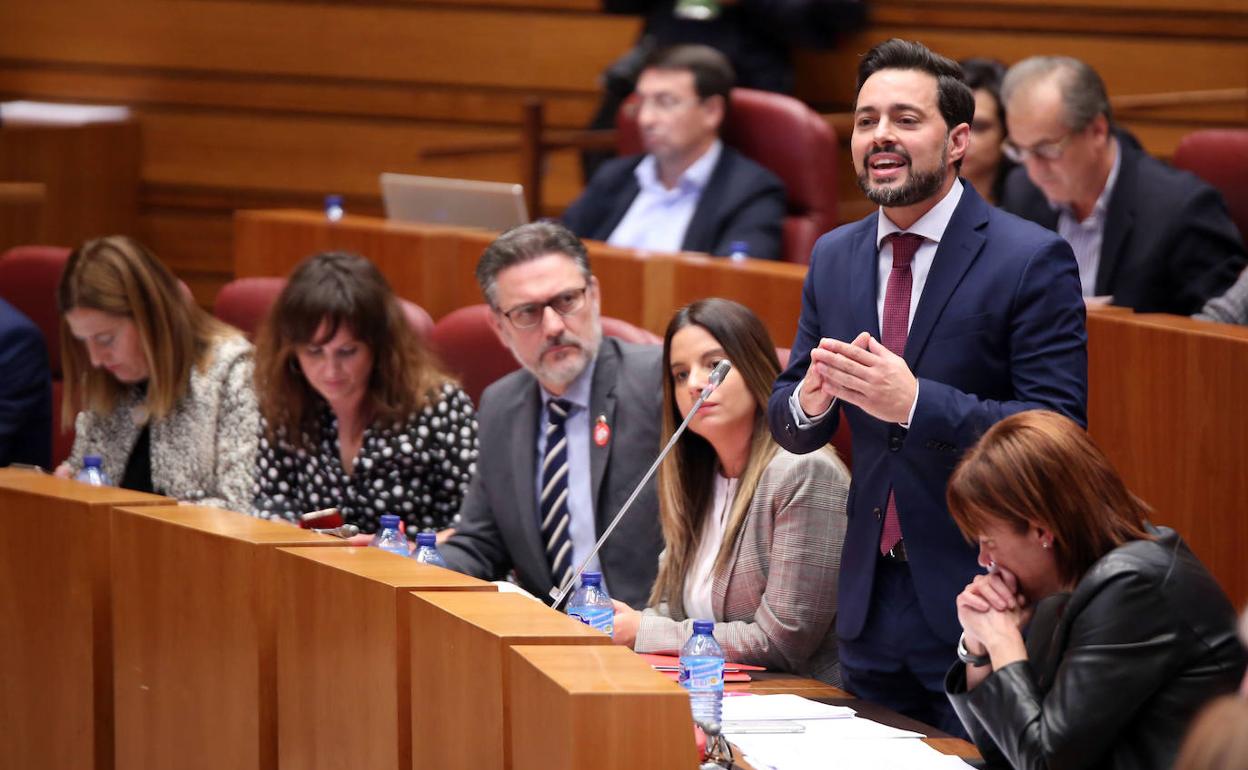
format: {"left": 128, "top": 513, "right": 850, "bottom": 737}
{"left": 439, "top": 221, "right": 665, "bottom": 609}
{"left": 0, "top": 298, "right": 52, "bottom": 469}
{"left": 1000, "top": 55, "right": 1246, "bottom": 315}
{"left": 563, "top": 44, "right": 786, "bottom": 261}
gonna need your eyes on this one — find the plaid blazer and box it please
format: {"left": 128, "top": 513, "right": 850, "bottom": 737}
{"left": 634, "top": 447, "right": 849, "bottom": 686}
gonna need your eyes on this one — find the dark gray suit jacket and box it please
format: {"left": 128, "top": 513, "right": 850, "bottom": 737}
{"left": 440, "top": 338, "right": 665, "bottom": 608}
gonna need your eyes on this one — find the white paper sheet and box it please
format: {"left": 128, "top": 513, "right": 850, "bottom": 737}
{"left": 722, "top": 693, "right": 856, "bottom": 721}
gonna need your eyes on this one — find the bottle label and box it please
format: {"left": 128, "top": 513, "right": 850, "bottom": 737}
{"left": 568, "top": 606, "right": 614, "bottom": 637}
{"left": 679, "top": 655, "right": 724, "bottom": 690}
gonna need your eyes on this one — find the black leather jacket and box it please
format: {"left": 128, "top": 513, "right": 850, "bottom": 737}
{"left": 946, "top": 526, "right": 1246, "bottom": 770}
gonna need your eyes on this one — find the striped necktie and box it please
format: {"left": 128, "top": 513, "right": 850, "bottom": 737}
{"left": 540, "top": 398, "right": 575, "bottom": 589}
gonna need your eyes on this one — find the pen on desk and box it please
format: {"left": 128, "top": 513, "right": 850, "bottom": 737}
{"left": 301, "top": 507, "right": 340, "bottom": 522}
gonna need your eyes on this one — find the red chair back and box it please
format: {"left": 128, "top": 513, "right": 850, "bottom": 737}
{"left": 212, "top": 277, "right": 434, "bottom": 340}
{"left": 1172, "top": 129, "right": 1248, "bottom": 244}
{"left": 428, "top": 304, "right": 660, "bottom": 405}
{"left": 617, "top": 88, "right": 838, "bottom": 265}
{"left": 0, "top": 245, "right": 73, "bottom": 465}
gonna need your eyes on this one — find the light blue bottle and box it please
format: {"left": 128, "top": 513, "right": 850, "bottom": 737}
{"left": 565, "top": 571, "right": 614, "bottom": 637}
{"left": 370, "top": 514, "right": 408, "bottom": 556}
{"left": 728, "top": 240, "right": 750, "bottom": 263}
{"left": 412, "top": 532, "right": 448, "bottom": 567}
{"left": 679, "top": 619, "right": 724, "bottom": 732}
{"left": 75, "top": 455, "right": 112, "bottom": 486}
{"left": 324, "top": 194, "right": 344, "bottom": 222}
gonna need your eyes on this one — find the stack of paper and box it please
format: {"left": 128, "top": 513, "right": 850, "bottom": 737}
{"left": 721, "top": 694, "right": 976, "bottom": 770}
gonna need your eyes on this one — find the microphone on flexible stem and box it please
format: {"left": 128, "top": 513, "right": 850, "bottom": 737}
{"left": 549, "top": 359, "right": 732, "bottom": 609}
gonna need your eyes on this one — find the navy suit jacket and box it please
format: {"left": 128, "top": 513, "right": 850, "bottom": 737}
{"left": 1002, "top": 137, "right": 1247, "bottom": 315}
{"left": 0, "top": 298, "right": 52, "bottom": 469}
{"left": 562, "top": 146, "right": 786, "bottom": 261}
{"left": 767, "top": 182, "right": 1088, "bottom": 645}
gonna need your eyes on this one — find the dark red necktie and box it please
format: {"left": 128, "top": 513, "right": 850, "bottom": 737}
{"left": 879, "top": 232, "right": 924, "bottom": 555}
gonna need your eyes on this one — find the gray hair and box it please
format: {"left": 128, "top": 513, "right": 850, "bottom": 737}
{"left": 1001, "top": 56, "right": 1112, "bottom": 131}
{"left": 475, "top": 221, "right": 593, "bottom": 309}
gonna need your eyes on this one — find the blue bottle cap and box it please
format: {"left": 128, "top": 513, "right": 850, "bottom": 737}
{"left": 379, "top": 514, "right": 401, "bottom": 529}
{"left": 692, "top": 619, "right": 715, "bottom": 635}
{"left": 83, "top": 455, "right": 103, "bottom": 468}
{"left": 729, "top": 240, "right": 749, "bottom": 253}
{"left": 416, "top": 532, "right": 437, "bottom": 547}
{"left": 580, "top": 571, "right": 602, "bottom": 587}
{"left": 324, "top": 194, "right": 343, "bottom": 207}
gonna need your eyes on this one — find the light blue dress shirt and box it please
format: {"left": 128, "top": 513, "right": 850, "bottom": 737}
{"left": 535, "top": 357, "right": 604, "bottom": 591}
{"left": 606, "top": 140, "right": 723, "bottom": 254}
{"left": 1054, "top": 139, "right": 1121, "bottom": 298}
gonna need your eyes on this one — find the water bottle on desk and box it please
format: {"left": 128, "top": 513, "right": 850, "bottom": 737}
{"left": 370, "top": 514, "right": 409, "bottom": 556}
{"left": 324, "top": 194, "right": 344, "bottom": 222}
{"left": 728, "top": 240, "right": 750, "bottom": 263}
{"left": 412, "top": 531, "right": 447, "bottom": 567}
{"left": 565, "top": 571, "right": 614, "bottom": 637}
{"left": 679, "top": 620, "right": 724, "bottom": 733}
{"left": 75, "top": 455, "right": 112, "bottom": 486}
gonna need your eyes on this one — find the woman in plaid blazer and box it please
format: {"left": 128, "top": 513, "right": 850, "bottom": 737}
{"left": 612, "top": 298, "right": 849, "bottom": 685}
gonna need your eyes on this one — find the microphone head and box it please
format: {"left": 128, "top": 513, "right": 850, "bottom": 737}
{"left": 699, "top": 360, "right": 732, "bottom": 399}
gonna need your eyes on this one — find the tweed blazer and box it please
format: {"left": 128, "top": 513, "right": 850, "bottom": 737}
{"left": 634, "top": 447, "right": 849, "bottom": 686}
{"left": 66, "top": 334, "right": 258, "bottom": 513}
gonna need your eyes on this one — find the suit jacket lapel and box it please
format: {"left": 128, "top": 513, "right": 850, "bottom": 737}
{"left": 1096, "top": 139, "right": 1135, "bottom": 296}
{"left": 599, "top": 168, "right": 643, "bottom": 241}
{"left": 905, "top": 184, "right": 988, "bottom": 368}
{"left": 511, "top": 381, "right": 550, "bottom": 583}
{"left": 681, "top": 149, "right": 732, "bottom": 253}
{"left": 851, "top": 213, "right": 882, "bottom": 340}
{"left": 588, "top": 340, "right": 620, "bottom": 534}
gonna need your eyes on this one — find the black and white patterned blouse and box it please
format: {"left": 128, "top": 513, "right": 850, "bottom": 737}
{"left": 253, "top": 382, "right": 478, "bottom": 535}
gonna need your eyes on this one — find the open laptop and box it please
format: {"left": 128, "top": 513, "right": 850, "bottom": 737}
{"left": 380, "top": 172, "right": 528, "bottom": 231}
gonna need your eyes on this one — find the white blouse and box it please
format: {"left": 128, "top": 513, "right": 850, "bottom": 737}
{"left": 682, "top": 473, "right": 738, "bottom": 621}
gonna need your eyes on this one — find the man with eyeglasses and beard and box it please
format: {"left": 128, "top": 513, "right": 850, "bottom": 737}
{"left": 767, "top": 39, "right": 1088, "bottom": 735}
{"left": 1000, "top": 56, "right": 1246, "bottom": 315}
{"left": 440, "top": 221, "right": 665, "bottom": 609}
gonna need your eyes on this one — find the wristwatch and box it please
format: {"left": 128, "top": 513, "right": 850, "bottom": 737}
{"left": 957, "top": 633, "right": 991, "bottom": 667}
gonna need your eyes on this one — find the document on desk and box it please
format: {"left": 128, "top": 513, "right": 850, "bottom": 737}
{"left": 722, "top": 694, "right": 976, "bottom": 769}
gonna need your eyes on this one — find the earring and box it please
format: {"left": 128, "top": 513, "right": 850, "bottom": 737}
{"left": 1041, "top": 540, "right": 1052, "bottom": 550}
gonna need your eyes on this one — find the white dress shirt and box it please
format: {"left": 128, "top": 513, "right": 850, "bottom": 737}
{"left": 683, "top": 472, "right": 737, "bottom": 621}
{"left": 606, "top": 140, "right": 723, "bottom": 253}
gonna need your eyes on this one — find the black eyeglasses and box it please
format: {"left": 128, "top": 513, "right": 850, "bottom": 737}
{"left": 500, "top": 286, "right": 589, "bottom": 329}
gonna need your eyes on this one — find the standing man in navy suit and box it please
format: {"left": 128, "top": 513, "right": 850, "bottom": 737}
{"left": 767, "top": 39, "right": 1087, "bottom": 734}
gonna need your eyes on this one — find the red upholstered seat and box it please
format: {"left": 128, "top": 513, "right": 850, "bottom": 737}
{"left": 212, "top": 276, "right": 434, "bottom": 340}
{"left": 428, "top": 304, "right": 660, "bottom": 405}
{"left": 0, "top": 245, "right": 73, "bottom": 466}
{"left": 617, "top": 88, "right": 838, "bottom": 265}
{"left": 1172, "top": 129, "right": 1248, "bottom": 244}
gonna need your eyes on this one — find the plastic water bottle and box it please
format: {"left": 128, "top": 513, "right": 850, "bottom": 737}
{"left": 728, "top": 240, "right": 749, "bottom": 263}
{"left": 565, "top": 571, "right": 614, "bottom": 637}
{"left": 412, "top": 532, "right": 448, "bottom": 567}
{"left": 370, "top": 514, "right": 408, "bottom": 556}
{"left": 324, "top": 194, "right": 344, "bottom": 222}
{"left": 679, "top": 620, "right": 724, "bottom": 732}
{"left": 75, "top": 455, "right": 112, "bottom": 486}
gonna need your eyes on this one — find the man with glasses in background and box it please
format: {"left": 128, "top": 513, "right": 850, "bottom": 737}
{"left": 563, "top": 44, "right": 787, "bottom": 261}
{"left": 440, "top": 221, "right": 665, "bottom": 608}
{"left": 1000, "top": 55, "right": 1246, "bottom": 314}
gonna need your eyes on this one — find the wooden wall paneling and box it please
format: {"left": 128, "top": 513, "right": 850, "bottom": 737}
{"left": 0, "top": 470, "right": 168, "bottom": 770}
{"left": 274, "top": 546, "right": 495, "bottom": 770}
{"left": 110, "top": 505, "right": 347, "bottom": 770}
{"left": 407, "top": 592, "right": 609, "bottom": 770}
{"left": 667, "top": 256, "right": 809, "bottom": 347}
{"left": 798, "top": 28, "right": 1248, "bottom": 108}
{"left": 1087, "top": 312, "right": 1248, "bottom": 610}
{"left": 0, "top": 119, "right": 139, "bottom": 247}
{"left": 0, "top": 181, "right": 46, "bottom": 251}
{"left": 507, "top": 645, "right": 699, "bottom": 770}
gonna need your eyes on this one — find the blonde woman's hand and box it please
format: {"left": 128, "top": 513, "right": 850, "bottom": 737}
{"left": 610, "top": 599, "right": 640, "bottom": 648}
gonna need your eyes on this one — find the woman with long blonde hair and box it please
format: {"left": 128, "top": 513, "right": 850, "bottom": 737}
{"left": 54, "top": 235, "right": 257, "bottom": 512}
{"left": 611, "top": 299, "right": 849, "bottom": 684}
